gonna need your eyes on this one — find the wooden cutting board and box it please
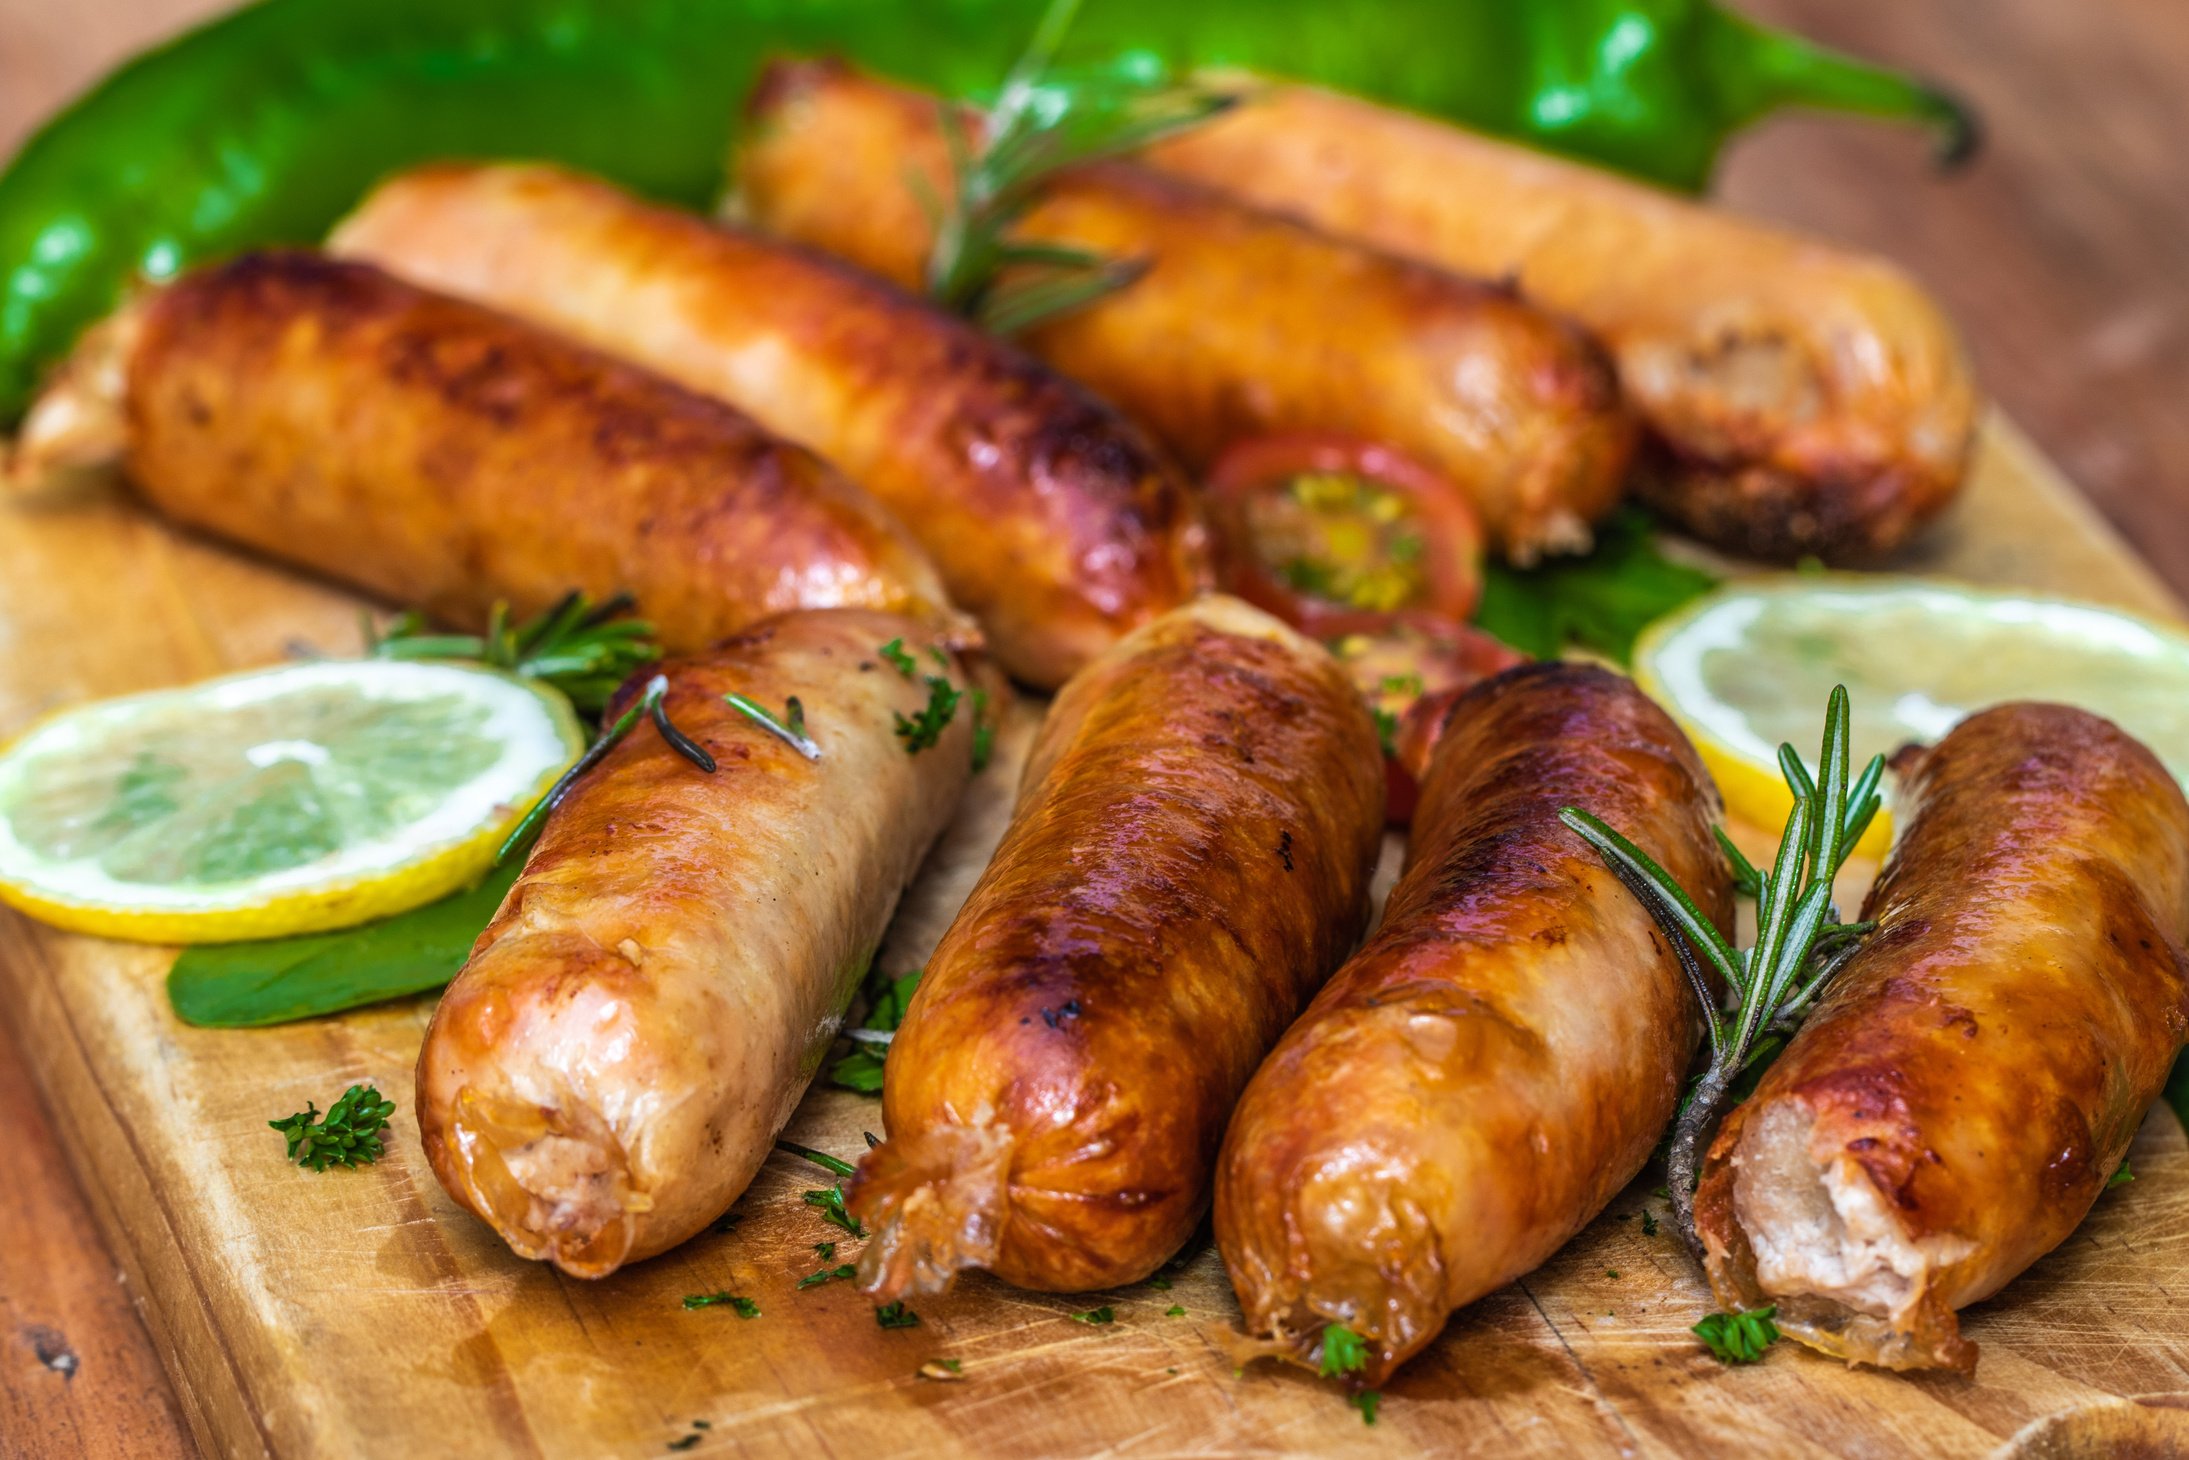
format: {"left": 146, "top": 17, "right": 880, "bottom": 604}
{"left": 6, "top": 414, "right": 2189, "bottom": 1460}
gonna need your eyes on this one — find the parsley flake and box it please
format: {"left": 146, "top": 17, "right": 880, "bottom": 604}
{"left": 877, "top": 1302, "right": 921, "bottom": 1329}
{"left": 1693, "top": 1306, "right": 1779, "bottom": 1364}
{"left": 269, "top": 1084, "right": 395, "bottom": 1171}
{"left": 879, "top": 639, "right": 918, "bottom": 676}
{"left": 1640, "top": 1210, "right": 1660, "bottom": 1237}
{"left": 1071, "top": 1306, "right": 1115, "bottom": 1325}
{"left": 2109, "top": 1158, "right": 2136, "bottom": 1189}
{"left": 1350, "top": 1391, "right": 1381, "bottom": 1427}
{"left": 895, "top": 675, "right": 963, "bottom": 753}
{"left": 1318, "top": 1323, "right": 1369, "bottom": 1378}
{"left": 798, "top": 1264, "right": 859, "bottom": 1290}
{"left": 683, "top": 1292, "right": 760, "bottom": 1317}
{"left": 1165, "top": 1305, "right": 1186, "bottom": 1317}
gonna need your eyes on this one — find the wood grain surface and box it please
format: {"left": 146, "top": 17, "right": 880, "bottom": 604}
{"left": 3, "top": 2, "right": 2188, "bottom": 1456}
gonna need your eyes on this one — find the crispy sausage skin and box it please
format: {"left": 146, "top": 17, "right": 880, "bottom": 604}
{"left": 737, "top": 60, "right": 1637, "bottom": 563}
{"left": 418, "top": 610, "right": 975, "bottom": 1277}
{"left": 1144, "top": 85, "right": 1980, "bottom": 562}
{"left": 20, "top": 251, "right": 949, "bottom": 652}
{"left": 848, "top": 595, "right": 1386, "bottom": 1297}
{"left": 330, "top": 164, "right": 1209, "bottom": 688}
{"left": 1696, "top": 703, "right": 2189, "bottom": 1372}
{"left": 1215, "top": 662, "right": 1732, "bottom": 1386}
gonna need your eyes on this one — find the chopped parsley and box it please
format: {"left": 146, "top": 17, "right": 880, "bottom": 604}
{"left": 269, "top": 1084, "right": 395, "bottom": 1171}
{"left": 803, "top": 1185, "right": 863, "bottom": 1237}
{"left": 798, "top": 1264, "right": 859, "bottom": 1290}
{"left": 1318, "top": 1323, "right": 1368, "bottom": 1378}
{"left": 1693, "top": 1306, "right": 1779, "bottom": 1364}
{"left": 828, "top": 966, "right": 923, "bottom": 1094}
{"left": 1640, "top": 1210, "right": 1660, "bottom": 1237}
{"left": 1165, "top": 1305, "right": 1186, "bottom": 1317}
{"left": 2109, "top": 1158, "right": 2136, "bottom": 1189}
{"left": 1070, "top": 1306, "right": 1115, "bottom": 1325}
{"left": 879, "top": 639, "right": 918, "bottom": 676}
{"left": 876, "top": 1302, "right": 921, "bottom": 1330}
{"left": 1350, "top": 1391, "right": 1381, "bottom": 1427}
{"left": 683, "top": 1292, "right": 760, "bottom": 1317}
{"left": 895, "top": 675, "right": 964, "bottom": 753}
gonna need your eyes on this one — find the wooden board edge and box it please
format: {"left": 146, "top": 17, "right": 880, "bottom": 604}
{"left": 3, "top": 932, "right": 260, "bottom": 1460}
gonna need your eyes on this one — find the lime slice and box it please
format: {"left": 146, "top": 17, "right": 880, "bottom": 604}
{"left": 1633, "top": 575, "right": 2189, "bottom": 855}
{"left": 0, "top": 660, "right": 583, "bottom": 943}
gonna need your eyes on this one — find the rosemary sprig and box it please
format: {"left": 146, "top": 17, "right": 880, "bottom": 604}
{"left": 366, "top": 591, "right": 659, "bottom": 716}
{"left": 1559, "top": 685, "right": 1884, "bottom": 1259}
{"left": 925, "top": 0, "right": 1234, "bottom": 333}
{"left": 726, "top": 692, "right": 821, "bottom": 761}
{"left": 495, "top": 675, "right": 716, "bottom": 866}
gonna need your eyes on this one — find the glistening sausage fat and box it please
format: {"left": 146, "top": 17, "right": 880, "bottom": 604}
{"left": 736, "top": 59, "right": 1637, "bottom": 564}
{"left": 1143, "top": 84, "right": 1979, "bottom": 562}
{"left": 418, "top": 609, "right": 976, "bottom": 1276}
{"left": 13, "top": 252, "right": 950, "bottom": 652}
{"left": 1695, "top": 703, "right": 2189, "bottom": 1371}
{"left": 1215, "top": 662, "right": 1732, "bottom": 1385}
{"left": 330, "top": 164, "right": 1209, "bottom": 688}
{"left": 849, "top": 594, "right": 1386, "bottom": 1297}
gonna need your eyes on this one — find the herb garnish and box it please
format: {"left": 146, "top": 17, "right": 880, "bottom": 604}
{"left": 1562, "top": 686, "right": 1881, "bottom": 1258}
{"left": 683, "top": 1293, "right": 760, "bottom": 1317}
{"left": 829, "top": 967, "right": 923, "bottom": 1093}
{"left": 726, "top": 692, "right": 821, "bottom": 761}
{"left": 269, "top": 1083, "right": 395, "bottom": 1170}
{"left": 1693, "top": 1306, "right": 1780, "bottom": 1364}
{"left": 895, "top": 675, "right": 963, "bottom": 753}
{"left": 1473, "top": 507, "right": 1717, "bottom": 664}
{"left": 1070, "top": 1306, "right": 1115, "bottom": 1325}
{"left": 497, "top": 675, "right": 715, "bottom": 866}
{"left": 779, "top": 1140, "right": 866, "bottom": 1238}
{"left": 1640, "top": 1210, "right": 1660, "bottom": 1238}
{"left": 924, "top": 0, "right": 1232, "bottom": 334}
{"left": 879, "top": 639, "right": 918, "bottom": 677}
{"left": 1350, "top": 1392, "right": 1381, "bottom": 1427}
{"left": 798, "top": 1264, "right": 859, "bottom": 1290}
{"left": 1318, "top": 1323, "right": 1368, "bottom": 1379}
{"left": 1164, "top": 1305, "right": 1186, "bottom": 1317}
{"left": 876, "top": 1302, "right": 921, "bottom": 1330}
{"left": 366, "top": 591, "right": 659, "bottom": 716}
{"left": 2109, "top": 1159, "right": 2136, "bottom": 1189}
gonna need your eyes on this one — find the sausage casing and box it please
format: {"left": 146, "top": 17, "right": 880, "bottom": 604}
{"left": 849, "top": 595, "right": 1386, "bottom": 1297}
{"left": 115, "top": 252, "right": 949, "bottom": 652}
{"left": 1144, "top": 84, "right": 1979, "bottom": 561}
{"left": 737, "top": 60, "right": 1637, "bottom": 563}
{"left": 417, "top": 610, "right": 975, "bottom": 1276}
{"left": 1216, "top": 662, "right": 1732, "bottom": 1385}
{"left": 1695, "top": 703, "right": 2189, "bottom": 1371}
{"left": 330, "top": 164, "right": 1209, "bottom": 688}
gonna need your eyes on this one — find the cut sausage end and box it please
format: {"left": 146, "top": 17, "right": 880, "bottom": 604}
{"left": 10, "top": 300, "right": 143, "bottom": 488}
{"left": 848, "top": 1120, "right": 1013, "bottom": 1302}
{"left": 447, "top": 1087, "right": 647, "bottom": 1279}
{"left": 1717, "top": 1098, "right": 1976, "bottom": 1372}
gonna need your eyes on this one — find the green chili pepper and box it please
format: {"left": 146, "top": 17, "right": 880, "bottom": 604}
{"left": 0, "top": 0, "right": 1970, "bottom": 425}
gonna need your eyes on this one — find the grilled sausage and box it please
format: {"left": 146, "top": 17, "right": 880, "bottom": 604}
{"left": 736, "top": 60, "right": 1637, "bottom": 563}
{"left": 418, "top": 609, "right": 976, "bottom": 1276}
{"left": 329, "top": 164, "right": 1209, "bottom": 688}
{"left": 1143, "top": 84, "right": 1979, "bottom": 562}
{"left": 849, "top": 595, "right": 1385, "bottom": 1297}
{"left": 12, "top": 251, "right": 950, "bottom": 652}
{"left": 1695, "top": 703, "right": 2189, "bottom": 1372}
{"left": 1215, "top": 662, "right": 1732, "bottom": 1386}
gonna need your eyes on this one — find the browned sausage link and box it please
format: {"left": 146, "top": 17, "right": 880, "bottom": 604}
{"left": 419, "top": 610, "right": 975, "bottom": 1278}
{"left": 329, "top": 164, "right": 1209, "bottom": 689}
{"left": 1144, "top": 84, "right": 1979, "bottom": 562}
{"left": 849, "top": 595, "right": 1385, "bottom": 1297}
{"left": 737, "top": 60, "right": 1637, "bottom": 564}
{"left": 123, "top": 252, "right": 951, "bottom": 652}
{"left": 1215, "top": 662, "right": 1732, "bottom": 1386}
{"left": 1695, "top": 703, "right": 2189, "bottom": 1372}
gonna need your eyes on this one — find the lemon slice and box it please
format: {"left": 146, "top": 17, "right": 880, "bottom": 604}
{"left": 0, "top": 660, "right": 583, "bottom": 943}
{"left": 1633, "top": 575, "right": 2189, "bottom": 856}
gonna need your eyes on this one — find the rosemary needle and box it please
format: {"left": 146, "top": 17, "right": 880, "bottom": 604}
{"left": 495, "top": 675, "right": 715, "bottom": 866}
{"left": 1560, "top": 685, "right": 1883, "bottom": 1258}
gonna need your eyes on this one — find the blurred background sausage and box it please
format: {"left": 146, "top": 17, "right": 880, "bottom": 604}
{"left": 1216, "top": 662, "right": 1732, "bottom": 1386}
{"left": 1696, "top": 702, "right": 2189, "bottom": 1371}
{"left": 12, "top": 251, "right": 953, "bottom": 653}
{"left": 331, "top": 164, "right": 1209, "bottom": 688}
{"left": 735, "top": 59, "right": 1638, "bottom": 564}
{"left": 419, "top": 610, "right": 976, "bottom": 1277}
{"left": 1145, "top": 84, "right": 1979, "bottom": 562}
{"left": 850, "top": 595, "right": 1385, "bottom": 1298}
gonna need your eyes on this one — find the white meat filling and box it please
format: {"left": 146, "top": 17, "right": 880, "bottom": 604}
{"left": 1730, "top": 1101, "right": 1931, "bottom": 1320}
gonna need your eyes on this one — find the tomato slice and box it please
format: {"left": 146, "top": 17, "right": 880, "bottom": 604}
{"left": 1327, "top": 619, "right": 1527, "bottom": 823}
{"left": 1208, "top": 435, "right": 1484, "bottom": 635}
